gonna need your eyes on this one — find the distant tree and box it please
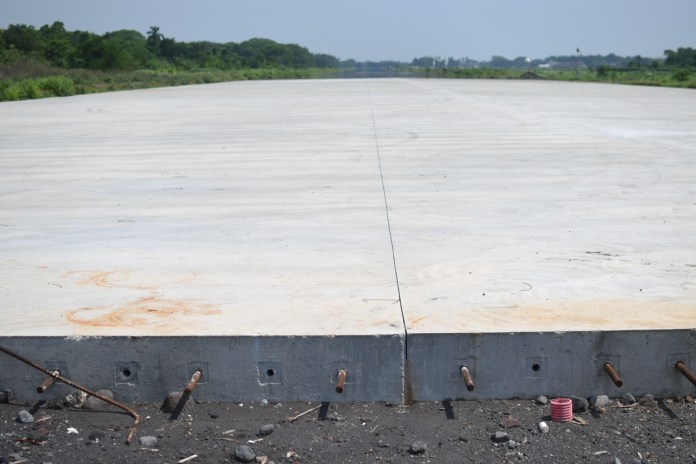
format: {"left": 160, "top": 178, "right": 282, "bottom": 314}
{"left": 76, "top": 33, "right": 130, "bottom": 70}
{"left": 39, "top": 21, "right": 67, "bottom": 41}
{"left": 158, "top": 37, "right": 178, "bottom": 60}
{"left": 412, "top": 56, "right": 436, "bottom": 68}
{"left": 313, "top": 53, "right": 339, "bottom": 68}
{"left": 664, "top": 48, "right": 696, "bottom": 67}
{"left": 513, "top": 56, "right": 532, "bottom": 68}
{"left": 628, "top": 55, "right": 643, "bottom": 68}
{"left": 596, "top": 65, "right": 609, "bottom": 77}
{"left": 237, "top": 38, "right": 312, "bottom": 68}
{"left": 37, "top": 21, "right": 76, "bottom": 67}
{"left": 446, "top": 57, "right": 460, "bottom": 68}
{"left": 488, "top": 55, "right": 512, "bottom": 68}
{"left": 3, "top": 24, "right": 44, "bottom": 53}
{"left": 104, "top": 30, "right": 152, "bottom": 69}
{"left": 146, "top": 26, "right": 164, "bottom": 54}
{"left": 673, "top": 68, "right": 690, "bottom": 82}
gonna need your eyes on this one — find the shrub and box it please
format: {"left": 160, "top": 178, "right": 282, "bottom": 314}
{"left": 0, "top": 81, "right": 21, "bottom": 101}
{"left": 39, "top": 75, "right": 76, "bottom": 97}
{"left": 17, "top": 79, "right": 41, "bottom": 99}
{"left": 596, "top": 65, "right": 609, "bottom": 77}
{"left": 673, "top": 68, "right": 690, "bottom": 82}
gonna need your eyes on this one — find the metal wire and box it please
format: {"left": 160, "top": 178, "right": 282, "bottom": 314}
{"left": 0, "top": 344, "right": 140, "bottom": 444}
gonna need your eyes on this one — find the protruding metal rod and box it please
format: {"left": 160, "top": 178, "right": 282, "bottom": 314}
{"left": 184, "top": 369, "right": 203, "bottom": 394}
{"left": 460, "top": 366, "right": 475, "bottom": 391}
{"left": 36, "top": 370, "right": 60, "bottom": 394}
{"left": 335, "top": 369, "right": 347, "bottom": 393}
{"left": 0, "top": 345, "right": 140, "bottom": 444}
{"left": 675, "top": 361, "right": 696, "bottom": 387}
{"left": 603, "top": 362, "right": 623, "bottom": 387}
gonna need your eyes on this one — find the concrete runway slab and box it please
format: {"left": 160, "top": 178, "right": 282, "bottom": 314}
{"left": 370, "top": 79, "right": 696, "bottom": 333}
{"left": 1, "top": 79, "right": 695, "bottom": 401}
{"left": 1, "top": 81, "right": 401, "bottom": 338}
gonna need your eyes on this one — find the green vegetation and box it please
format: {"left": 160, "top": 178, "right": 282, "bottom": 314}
{"left": 408, "top": 66, "right": 695, "bottom": 88}
{"left": 1, "top": 21, "right": 694, "bottom": 102}
{"left": 0, "top": 66, "right": 340, "bottom": 101}
{"left": 0, "top": 22, "right": 338, "bottom": 72}
{"left": 0, "top": 21, "right": 341, "bottom": 101}
{"left": 403, "top": 49, "right": 696, "bottom": 88}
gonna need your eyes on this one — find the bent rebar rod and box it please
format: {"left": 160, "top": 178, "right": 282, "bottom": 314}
{"left": 0, "top": 344, "right": 140, "bottom": 444}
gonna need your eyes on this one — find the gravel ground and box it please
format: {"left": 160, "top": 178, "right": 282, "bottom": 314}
{"left": 1, "top": 393, "right": 695, "bottom": 463}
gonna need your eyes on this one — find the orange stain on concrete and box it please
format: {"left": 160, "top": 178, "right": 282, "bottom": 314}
{"left": 65, "top": 297, "right": 221, "bottom": 328}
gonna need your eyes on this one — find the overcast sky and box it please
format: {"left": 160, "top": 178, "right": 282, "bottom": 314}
{"left": 2, "top": 0, "right": 695, "bottom": 61}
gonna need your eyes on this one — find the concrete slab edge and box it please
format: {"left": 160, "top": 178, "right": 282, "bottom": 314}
{"left": 0, "top": 335, "right": 405, "bottom": 404}
{"left": 407, "top": 329, "right": 696, "bottom": 400}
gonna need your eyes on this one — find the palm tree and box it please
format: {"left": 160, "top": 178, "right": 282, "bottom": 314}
{"left": 146, "top": 26, "right": 164, "bottom": 53}
{"left": 147, "top": 26, "right": 163, "bottom": 43}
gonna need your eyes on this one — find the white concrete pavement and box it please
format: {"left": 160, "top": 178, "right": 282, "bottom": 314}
{"left": 369, "top": 79, "right": 696, "bottom": 334}
{"left": 1, "top": 78, "right": 695, "bottom": 401}
{"left": 1, "top": 81, "right": 402, "bottom": 337}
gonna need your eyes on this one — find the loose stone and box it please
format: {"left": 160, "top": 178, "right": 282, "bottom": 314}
{"left": 571, "top": 396, "right": 589, "bottom": 413}
{"left": 139, "top": 436, "right": 157, "bottom": 448}
{"left": 65, "top": 390, "right": 88, "bottom": 409}
{"left": 409, "top": 441, "right": 428, "bottom": 454}
{"left": 17, "top": 410, "right": 34, "bottom": 423}
{"left": 500, "top": 415, "right": 522, "bottom": 428}
{"left": 83, "top": 389, "right": 114, "bottom": 410}
{"left": 591, "top": 395, "right": 610, "bottom": 409}
{"left": 258, "top": 424, "right": 274, "bottom": 436}
{"left": 234, "top": 444, "right": 256, "bottom": 463}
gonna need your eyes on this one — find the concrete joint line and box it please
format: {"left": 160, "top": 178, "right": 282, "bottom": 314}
{"left": 367, "top": 85, "right": 407, "bottom": 339}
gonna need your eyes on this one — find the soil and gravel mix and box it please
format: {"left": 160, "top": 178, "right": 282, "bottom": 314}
{"left": 1, "top": 393, "right": 695, "bottom": 463}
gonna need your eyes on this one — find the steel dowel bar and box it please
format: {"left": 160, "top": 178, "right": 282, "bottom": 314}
{"left": 676, "top": 361, "right": 696, "bottom": 387}
{"left": 0, "top": 345, "right": 141, "bottom": 444}
{"left": 184, "top": 369, "right": 203, "bottom": 394}
{"left": 603, "top": 362, "right": 623, "bottom": 387}
{"left": 335, "top": 369, "right": 347, "bottom": 393}
{"left": 460, "top": 366, "right": 475, "bottom": 392}
{"left": 36, "top": 370, "right": 60, "bottom": 394}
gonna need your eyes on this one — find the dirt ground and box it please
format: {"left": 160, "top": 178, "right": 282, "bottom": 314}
{"left": 1, "top": 394, "right": 695, "bottom": 463}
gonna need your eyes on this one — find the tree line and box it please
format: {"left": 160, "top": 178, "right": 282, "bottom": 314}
{"left": 0, "top": 22, "right": 340, "bottom": 71}
{"left": 411, "top": 48, "right": 696, "bottom": 71}
{"left": 2, "top": 21, "right": 694, "bottom": 75}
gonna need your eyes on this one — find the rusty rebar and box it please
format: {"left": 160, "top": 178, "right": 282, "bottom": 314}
{"left": 184, "top": 369, "right": 203, "bottom": 394}
{"left": 335, "top": 369, "right": 347, "bottom": 393}
{"left": 36, "top": 370, "right": 60, "bottom": 394}
{"left": 460, "top": 366, "right": 475, "bottom": 391}
{"left": 603, "top": 362, "right": 623, "bottom": 387}
{"left": 675, "top": 361, "right": 696, "bottom": 387}
{"left": 0, "top": 345, "right": 140, "bottom": 445}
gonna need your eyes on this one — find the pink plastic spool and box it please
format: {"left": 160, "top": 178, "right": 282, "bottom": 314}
{"left": 550, "top": 398, "right": 573, "bottom": 422}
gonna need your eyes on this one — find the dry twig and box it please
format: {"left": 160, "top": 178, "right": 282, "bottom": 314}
{"left": 284, "top": 404, "right": 322, "bottom": 423}
{"left": 178, "top": 454, "right": 198, "bottom": 463}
